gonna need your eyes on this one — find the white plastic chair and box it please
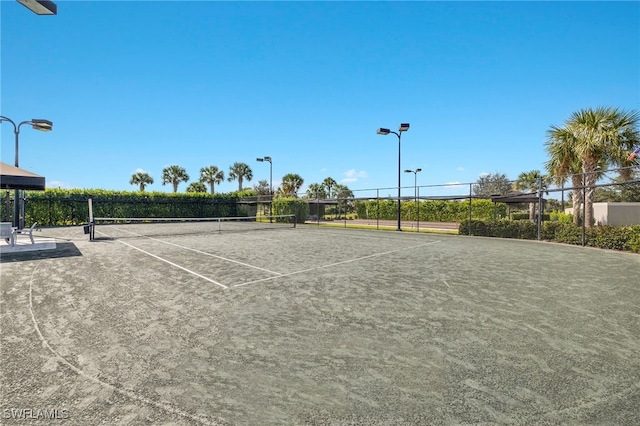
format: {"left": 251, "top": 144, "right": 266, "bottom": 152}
{"left": 1, "top": 222, "right": 15, "bottom": 247}
{"left": 16, "top": 222, "right": 38, "bottom": 244}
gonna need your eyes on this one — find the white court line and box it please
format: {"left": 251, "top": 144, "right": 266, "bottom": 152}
{"left": 28, "top": 260, "right": 219, "bottom": 425}
{"left": 104, "top": 226, "right": 283, "bottom": 276}
{"left": 234, "top": 240, "right": 441, "bottom": 288}
{"left": 147, "top": 236, "right": 282, "bottom": 276}
{"left": 97, "top": 230, "right": 228, "bottom": 289}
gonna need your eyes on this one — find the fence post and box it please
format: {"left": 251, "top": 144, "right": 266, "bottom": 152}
{"left": 4, "top": 191, "right": 10, "bottom": 222}
{"left": 537, "top": 176, "right": 542, "bottom": 240}
{"left": 468, "top": 183, "right": 472, "bottom": 235}
{"left": 417, "top": 186, "right": 420, "bottom": 232}
{"left": 582, "top": 173, "right": 586, "bottom": 247}
{"left": 376, "top": 189, "right": 379, "bottom": 230}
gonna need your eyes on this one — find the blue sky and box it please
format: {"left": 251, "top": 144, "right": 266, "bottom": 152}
{"left": 1, "top": 1, "right": 638, "bottom": 198}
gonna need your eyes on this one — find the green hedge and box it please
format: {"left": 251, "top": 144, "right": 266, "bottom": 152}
{"left": 355, "top": 199, "right": 506, "bottom": 222}
{"left": 272, "top": 198, "right": 308, "bottom": 223}
{"left": 460, "top": 219, "right": 640, "bottom": 253}
{"left": 21, "top": 189, "right": 249, "bottom": 226}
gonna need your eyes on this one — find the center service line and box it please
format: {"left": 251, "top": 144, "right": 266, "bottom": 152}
{"left": 145, "top": 236, "right": 283, "bottom": 276}
{"left": 234, "top": 240, "right": 441, "bottom": 288}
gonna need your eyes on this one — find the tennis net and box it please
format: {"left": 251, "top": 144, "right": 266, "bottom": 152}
{"left": 90, "top": 214, "right": 296, "bottom": 240}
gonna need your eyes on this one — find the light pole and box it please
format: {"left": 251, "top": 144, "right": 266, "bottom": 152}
{"left": 404, "top": 168, "right": 422, "bottom": 231}
{"left": 0, "top": 116, "right": 52, "bottom": 228}
{"left": 256, "top": 156, "right": 272, "bottom": 218}
{"left": 377, "top": 123, "right": 410, "bottom": 231}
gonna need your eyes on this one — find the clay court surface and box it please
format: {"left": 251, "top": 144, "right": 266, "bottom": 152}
{"left": 1, "top": 224, "right": 639, "bottom": 425}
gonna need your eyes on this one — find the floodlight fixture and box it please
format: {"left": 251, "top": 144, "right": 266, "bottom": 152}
{"left": 31, "top": 119, "right": 53, "bottom": 131}
{"left": 17, "top": 0, "right": 57, "bottom": 15}
{"left": 377, "top": 128, "right": 391, "bottom": 135}
{"left": 399, "top": 123, "right": 410, "bottom": 132}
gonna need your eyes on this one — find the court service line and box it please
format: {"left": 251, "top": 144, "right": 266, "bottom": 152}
{"left": 97, "top": 231, "right": 228, "bottom": 289}
{"left": 105, "top": 227, "right": 283, "bottom": 276}
{"left": 28, "top": 260, "right": 220, "bottom": 426}
{"left": 234, "top": 240, "right": 441, "bottom": 288}
{"left": 146, "top": 236, "right": 283, "bottom": 276}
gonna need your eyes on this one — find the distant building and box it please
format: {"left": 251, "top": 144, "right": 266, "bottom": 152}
{"left": 565, "top": 203, "right": 640, "bottom": 226}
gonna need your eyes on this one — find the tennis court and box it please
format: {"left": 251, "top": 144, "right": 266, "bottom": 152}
{"left": 1, "top": 222, "right": 639, "bottom": 425}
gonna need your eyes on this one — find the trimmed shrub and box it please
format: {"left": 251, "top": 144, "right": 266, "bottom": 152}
{"left": 356, "top": 199, "right": 506, "bottom": 222}
{"left": 272, "top": 198, "right": 308, "bottom": 223}
{"left": 625, "top": 226, "right": 640, "bottom": 253}
{"left": 461, "top": 219, "right": 640, "bottom": 253}
{"left": 22, "top": 189, "right": 245, "bottom": 226}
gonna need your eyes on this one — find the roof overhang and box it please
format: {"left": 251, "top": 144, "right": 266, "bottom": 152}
{"left": 491, "top": 192, "right": 543, "bottom": 204}
{"left": 0, "top": 162, "right": 46, "bottom": 190}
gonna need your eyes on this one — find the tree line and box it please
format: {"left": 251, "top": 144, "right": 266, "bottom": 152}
{"left": 128, "top": 106, "right": 639, "bottom": 228}
{"left": 467, "top": 107, "right": 639, "bottom": 227}
{"left": 129, "top": 163, "right": 353, "bottom": 201}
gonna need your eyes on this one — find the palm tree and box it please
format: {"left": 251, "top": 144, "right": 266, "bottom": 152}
{"left": 129, "top": 171, "right": 154, "bottom": 192}
{"left": 513, "top": 170, "right": 547, "bottom": 220}
{"left": 333, "top": 183, "right": 354, "bottom": 218}
{"left": 546, "top": 125, "right": 613, "bottom": 225}
{"left": 200, "top": 165, "right": 224, "bottom": 194}
{"left": 253, "top": 180, "right": 271, "bottom": 199}
{"left": 306, "top": 183, "right": 326, "bottom": 199}
{"left": 228, "top": 162, "right": 253, "bottom": 192}
{"left": 187, "top": 182, "right": 207, "bottom": 193}
{"left": 162, "top": 165, "right": 190, "bottom": 193}
{"left": 562, "top": 107, "right": 639, "bottom": 227}
{"left": 281, "top": 173, "right": 304, "bottom": 197}
{"left": 545, "top": 126, "right": 584, "bottom": 223}
{"left": 322, "top": 177, "right": 337, "bottom": 198}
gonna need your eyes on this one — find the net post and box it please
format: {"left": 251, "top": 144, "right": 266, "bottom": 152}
{"left": 88, "top": 198, "right": 95, "bottom": 241}
{"left": 294, "top": 214, "right": 297, "bottom": 228}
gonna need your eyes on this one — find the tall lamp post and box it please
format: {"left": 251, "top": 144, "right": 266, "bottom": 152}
{"left": 256, "top": 156, "right": 272, "bottom": 218}
{"left": 404, "top": 168, "right": 422, "bottom": 231}
{"left": 377, "top": 123, "right": 410, "bottom": 231}
{"left": 0, "top": 116, "right": 53, "bottom": 228}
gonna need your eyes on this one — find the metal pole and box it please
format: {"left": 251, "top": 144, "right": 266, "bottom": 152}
{"left": 413, "top": 173, "right": 417, "bottom": 221}
{"left": 268, "top": 159, "right": 273, "bottom": 222}
{"left": 582, "top": 173, "right": 586, "bottom": 247}
{"left": 376, "top": 188, "right": 379, "bottom": 230}
{"left": 417, "top": 185, "right": 420, "bottom": 232}
{"left": 469, "top": 183, "right": 472, "bottom": 235}
{"left": 537, "top": 176, "right": 542, "bottom": 240}
{"left": 397, "top": 133, "right": 401, "bottom": 231}
{"left": 269, "top": 159, "right": 272, "bottom": 218}
{"left": 14, "top": 127, "right": 20, "bottom": 228}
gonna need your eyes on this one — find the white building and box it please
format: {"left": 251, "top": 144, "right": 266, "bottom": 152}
{"left": 566, "top": 202, "right": 640, "bottom": 226}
